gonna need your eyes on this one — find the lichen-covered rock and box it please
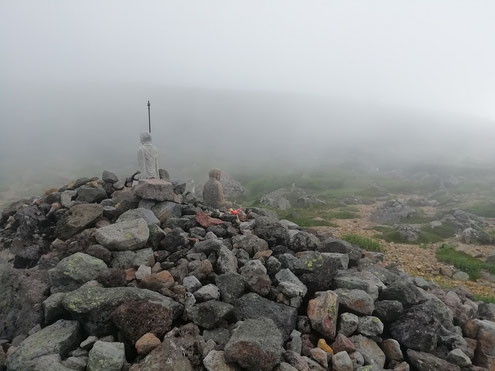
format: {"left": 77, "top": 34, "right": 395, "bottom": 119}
{"left": 49, "top": 252, "right": 108, "bottom": 293}
{"left": 87, "top": 341, "right": 125, "bottom": 371}
{"left": 224, "top": 318, "right": 284, "bottom": 371}
{"left": 117, "top": 208, "right": 160, "bottom": 226}
{"left": 307, "top": 290, "right": 338, "bottom": 340}
{"left": 6, "top": 320, "right": 81, "bottom": 371}
{"left": 110, "top": 248, "right": 154, "bottom": 268}
{"left": 350, "top": 335, "right": 386, "bottom": 368}
{"left": 55, "top": 204, "right": 103, "bottom": 240}
{"left": 62, "top": 286, "right": 182, "bottom": 335}
{"left": 95, "top": 218, "right": 149, "bottom": 251}
{"left": 406, "top": 349, "right": 460, "bottom": 371}
{"left": 297, "top": 252, "right": 349, "bottom": 293}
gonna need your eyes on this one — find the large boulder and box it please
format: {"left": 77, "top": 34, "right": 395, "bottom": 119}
{"left": 6, "top": 320, "right": 81, "bottom": 371}
{"left": 151, "top": 201, "right": 182, "bottom": 223}
{"left": 95, "top": 218, "right": 150, "bottom": 251}
{"left": 49, "top": 253, "right": 108, "bottom": 293}
{"left": 318, "top": 238, "right": 362, "bottom": 264}
{"left": 133, "top": 179, "right": 177, "bottom": 202}
{"left": 350, "top": 334, "right": 386, "bottom": 368}
{"left": 75, "top": 186, "right": 107, "bottom": 204}
{"left": 224, "top": 318, "right": 284, "bottom": 371}
{"left": 55, "top": 204, "right": 103, "bottom": 240}
{"left": 335, "top": 288, "right": 375, "bottom": 315}
{"left": 234, "top": 293, "right": 297, "bottom": 341}
{"left": 62, "top": 286, "right": 183, "bottom": 335}
{"left": 0, "top": 263, "right": 49, "bottom": 340}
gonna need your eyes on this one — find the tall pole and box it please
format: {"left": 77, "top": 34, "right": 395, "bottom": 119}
{"left": 147, "top": 100, "right": 151, "bottom": 133}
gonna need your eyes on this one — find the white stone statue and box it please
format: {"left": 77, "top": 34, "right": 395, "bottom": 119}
{"left": 137, "top": 132, "right": 159, "bottom": 179}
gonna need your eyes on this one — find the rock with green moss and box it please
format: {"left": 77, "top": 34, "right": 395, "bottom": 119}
{"left": 49, "top": 253, "right": 108, "bottom": 293}
{"left": 6, "top": 319, "right": 81, "bottom": 371}
{"left": 95, "top": 218, "right": 149, "bottom": 251}
{"left": 62, "top": 285, "right": 183, "bottom": 335}
{"left": 87, "top": 341, "right": 125, "bottom": 371}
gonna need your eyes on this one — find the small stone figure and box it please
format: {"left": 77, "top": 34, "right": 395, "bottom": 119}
{"left": 137, "top": 132, "right": 159, "bottom": 179}
{"left": 203, "top": 168, "right": 230, "bottom": 209}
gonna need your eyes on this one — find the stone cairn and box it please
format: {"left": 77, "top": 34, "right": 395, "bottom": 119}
{"left": 0, "top": 171, "right": 494, "bottom": 371}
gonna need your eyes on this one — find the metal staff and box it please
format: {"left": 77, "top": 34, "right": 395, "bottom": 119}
{"left": 147, "top": 100, "right": 151, "bottom": 133}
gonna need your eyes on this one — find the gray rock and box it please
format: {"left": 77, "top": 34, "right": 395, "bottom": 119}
{"left": 6, "top": 320, "right": 81, "bottom": 371}
{"left": 350, "top": 335, "right": 386, "bottom": 368}
{"left": 332, "top": 351, "right": 353, "bottom": 371}
{"left": 379, "top": 279, "right": 428, "bottom": 306}
{"left": 289, "top": 230, "right": 321, "bottom": 253}
{"left": 189, "top": 301, "right": 234, "bottom": 329}
{"left": 407, "top": 349, "right": 460, "bottom": 371}
{"left": 357, "top": 316, "right": 384, "bottom": 337}
{"left": 87, "top": 341, "right": 125, "bottom": 371}
{"left": 95, "top": 218, "right": 149, "bottom": 251}
{"left": 152, "top": 201, "right": 182, "bottom": 223}
{"left": 240, "top": 259, "right": 271, "bottom": 296}
{"left": 338, "top": 312, "right": 359, "bottom": 336}
{"left": 194, "top": 284, "right": 221, "bottom": 302}
{"left": 478, "top": 302, "right": 495, "bottom": 321}
{"left": 319, "top": 238, "right": 362, "bottom": 264}
{"left": 117, "top": 208, "right": 159, "bottom": 226}
{"left": 203, "top": 328, "right": 231, "bottom": 348}
{"left": 373, "top": 300, "right": 404, "bottom": 322}
{"left": 80, "top": 336, "right": 98, "bottom": 350}
{"left": 62, "top": 286, "right": 182, "bottom": 335}
{"left": 217, "top": 246, "right": 238, "bottom": 274}
{"left": 335, "top": 289, "right": 375, "bottom": 315}
{"left": 61, "top": 190, "right": 78, "bottom": 208}
{"left": 135, "top": 265, "right": 152, "bottom": 280}
{"left": 232, "top": 235, "right": 269, "bottom": 256}
{"left": 55, "top": 204, "right": 103, "bottom": 240}
{"left": 254, "top": 217, "right": 290, "bottom": 247}
{"left": 62, "top": 356, "right": 87, "bottom": 371}
{"left": 102, "top": 170, "right": 118, "bottom": 184}
{"left": 275, "top": 269, "right": 307, "bottom": 299}
{"left": 203, "top": 350, "right": 240, "bottom": 371}
{"left": 43, "top": 292, "right": 66, "bottom": 324}
{"left": 183, "top": 275, "right": 202, "bottom": 293}
{"left": 49, "top": 253, "right": 108, "bottom": 293}
{"left": 110, "top": 248, "right": 154, "bottom": 268}
{"left": 447, "top": 348, "right": 471, "bottom": 367}
{"left": 297, "top": 252, "right": 349, "bottom": 293}
{"left": 234, "top": 292, "right": 297, "bottom": 341}
{"left": 76, "top": 186, "right": 107, "bottom": 204}
{"left": 333, "top": 274, "right": 380, "bottom": 300}
{"left": 133, "top": 179, "right": 177, "bottom": 202}
{"left": 452, "top": 271, "right": 470, "bottom": 281}
{"left": 0, "top": 264, "right": 49, "bottom": 340}
{"left": 224, "top": 318, "right": 284, "bottom": 371}
{"left": 216, "top": 273, "right": 246, "bottom": 303}
{"left": 86, "top": 244, "right": 112, "bottom": 264}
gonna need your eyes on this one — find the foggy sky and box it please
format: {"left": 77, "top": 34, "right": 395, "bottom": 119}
{"left": 2, "top": 0, "right": 495, "bottom": 118}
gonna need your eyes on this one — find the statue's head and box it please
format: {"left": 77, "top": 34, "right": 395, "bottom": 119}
{"left": 140, "top": 132, "right": 152, "bottom": 145}
{"left": 209, "top": 168, "right": 221, "bottom": 181}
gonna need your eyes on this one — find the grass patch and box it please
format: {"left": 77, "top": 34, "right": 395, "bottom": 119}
{"left": 435, "top": 244, "right": 495, "bottom": 280}
{"left": 473, "top": 294, "right": 495, "bottom": 304}
{"left": 373, "top": 222, "right": 457, "bottom": 245}
{"left": 277, "top": 207, "right": 337, "bottom": 228}
{"left": 342, "top": 233, "right": 384, "bottom": 252}
{"left": 466, "top": 202, "right": 495, "bottom": 218}
{"left": 330, "top": 210, "right": 359, "bottom": 219}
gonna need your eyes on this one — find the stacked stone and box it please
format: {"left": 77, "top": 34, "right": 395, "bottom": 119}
{"left": 0, "top": 171, "right": 494, "bottom": 371}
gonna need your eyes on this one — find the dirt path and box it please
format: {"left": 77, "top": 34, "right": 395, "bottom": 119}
{"left": 312, "top": 202, "right": 495, "bottom": 298}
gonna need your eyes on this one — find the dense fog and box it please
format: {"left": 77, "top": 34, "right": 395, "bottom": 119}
{"left": 1, "top": 1, "right": 495, "bottom": 201}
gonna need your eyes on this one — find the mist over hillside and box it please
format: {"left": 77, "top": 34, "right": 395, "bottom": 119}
{"left": 1, "top": 81, "right": 494, "bottom": 196}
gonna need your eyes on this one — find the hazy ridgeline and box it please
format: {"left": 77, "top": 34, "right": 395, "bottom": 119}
{"left": 1, "top": 81, "right": 495, "bottom": 205}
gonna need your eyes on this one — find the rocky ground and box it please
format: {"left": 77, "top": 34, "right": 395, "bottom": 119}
{"left": 312, "top": 201, "right": 495, "bottom": 299}
{"left": 0, "top": 173, "right": 494, "bottom": 371}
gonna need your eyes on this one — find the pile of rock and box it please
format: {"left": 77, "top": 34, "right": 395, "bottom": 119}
{"left": 371, "top": 200, "right": 417, "bottom": 225}
{"left": 0, "top": 171, "right": 494, "bottom": 371}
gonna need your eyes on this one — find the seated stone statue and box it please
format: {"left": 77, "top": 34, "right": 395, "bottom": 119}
{"left": 203, "top": 168, "right": 231, "bottom": 209}
{"left": 137, "top": 132, "right": 159, "bottom": 179}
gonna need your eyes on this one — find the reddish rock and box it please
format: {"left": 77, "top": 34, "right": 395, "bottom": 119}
{"left": 331, "top": 333, "right": 356, "bottom": 354}
{"left": 253, "top": 250, "right": 272, "bottom": 260}
{"left": 307, "top": 291, "right": 339, "bottom": 341}
{"left": 135, "top": 333, "right": 161, "bottom": 355}
{"left": 474, "top": 320, "right": 495, "bottom": 369}
{"left": 111, "top": 300, "right": 174, "bottom": 343}
{"left": 125, "top": 268, "right": 137, "bottom": 282}
{"left": 140, "top": 270, "right": 175, "bottom": 291}
{"left": 195, "top": 211, "right": 223, "bottom": 228}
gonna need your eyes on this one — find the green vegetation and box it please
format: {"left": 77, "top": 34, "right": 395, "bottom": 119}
{"left": 342, "top": 233, "right": 384, "bottom": 252}
{"left": 373, "top": 221, "right": 457, "bottom": 245}
{"left": 435, "top": 244, "right": 495, "bottom": 280}
{"left": 473, "top": 294, "right": 495, "bottom": 304}
{"left": 465, "top": 202, "right": 495, "bottom": 218}
{"left": 276, "top": 207, "right": 337, "bottom": 228}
